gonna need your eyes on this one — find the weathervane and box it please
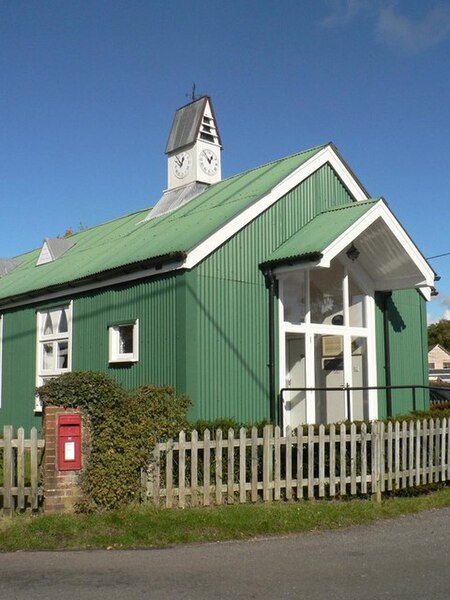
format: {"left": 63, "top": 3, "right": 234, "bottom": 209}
{"left": 186, "top": 83, "right": 202, "bottom": 102}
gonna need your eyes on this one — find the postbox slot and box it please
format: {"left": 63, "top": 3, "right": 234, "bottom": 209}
{"left": 59, "top": 425, "right": 79, "bottom": 437}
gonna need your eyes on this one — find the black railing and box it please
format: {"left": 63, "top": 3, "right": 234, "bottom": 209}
{"left": 278, "top": 384, "right": 433, "bottom": 429}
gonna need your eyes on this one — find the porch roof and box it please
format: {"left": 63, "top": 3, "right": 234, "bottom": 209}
{"left": 260, "top": 199, "right": 436, "bottom": 296}
{"left": 260, "top": 200, "right": 379, "bottom": 269}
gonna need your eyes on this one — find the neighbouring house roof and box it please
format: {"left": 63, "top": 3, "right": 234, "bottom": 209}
{"left": 428, "top": 344, "right": 450, "bottom": 358}
{"left": 0, "top": 144, "right": 327, "bottom": 305}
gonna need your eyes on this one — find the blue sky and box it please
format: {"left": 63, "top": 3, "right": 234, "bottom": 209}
{"left": 1, "top": 0, "right": 449, "bottom": 321}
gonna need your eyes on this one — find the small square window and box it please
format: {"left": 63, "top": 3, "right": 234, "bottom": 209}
{"left": 109, "top": 320, "right": 139, "bottom": 363}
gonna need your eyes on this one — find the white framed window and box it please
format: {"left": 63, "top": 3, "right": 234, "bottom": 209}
{"left": 35, "top": 304, "right": 72, "bottom": 411}
{"left": 108, "top": 320, "right": 139, "bottom": 363}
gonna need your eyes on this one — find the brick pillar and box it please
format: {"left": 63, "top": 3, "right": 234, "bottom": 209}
{"left": 43, "top": 406, "right": 89, "bottom": 513}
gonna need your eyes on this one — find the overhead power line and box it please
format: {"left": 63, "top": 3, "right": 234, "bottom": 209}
{"left": 426, "top": 251, "right": 450, "bottom": 260}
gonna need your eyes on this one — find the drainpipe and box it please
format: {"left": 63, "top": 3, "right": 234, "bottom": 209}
{"left": 263, "top": 269, "right": 277, "bottom": 424}
{"left": 383, "top": 292, "right": 392, "bottom": 417}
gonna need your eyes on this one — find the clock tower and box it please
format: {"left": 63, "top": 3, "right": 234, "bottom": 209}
{"left": 165, "top": 96, "right": 222, "bottom": 190}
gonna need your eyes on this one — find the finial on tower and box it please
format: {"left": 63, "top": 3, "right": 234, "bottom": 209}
{"left": 186, "top": 83, "right": 202, "bottom": 102}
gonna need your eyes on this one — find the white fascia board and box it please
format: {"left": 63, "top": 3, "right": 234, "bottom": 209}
{"left": 320, "top": 201, "right": 435, "bottom": 289}
{"left": 419, "top": 287, "right": 432, "bottom": 301}
{"left": 373, "top": 279, "right": 432, "bottom": 301}
{"left": 184, "top": 145, "right": 370, "bottom": 270}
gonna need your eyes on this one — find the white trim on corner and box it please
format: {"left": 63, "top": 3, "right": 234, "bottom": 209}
{"left": 0, "top": 314, "right": 3, "bottom": 409}
{"left": 184, "top": 145, "right": 370, "bottom": 270}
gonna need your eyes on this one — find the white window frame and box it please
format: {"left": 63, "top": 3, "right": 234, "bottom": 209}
{"left": 278, "top": 259, "right": 377, "bottom": 427}
{"left": 108, "top": 320, "right": 139, "bottom": 363}
{"left": 35, "top": 303, "right": 73, "bottom": 412}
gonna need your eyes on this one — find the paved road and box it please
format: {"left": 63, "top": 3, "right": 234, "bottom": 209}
{"left": 1, "top": 508, "right": 449, "bottom": 599}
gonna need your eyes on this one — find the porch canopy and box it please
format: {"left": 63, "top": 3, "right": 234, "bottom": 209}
{"left": 260, "top": 199, "right": 436, "bottom": 299}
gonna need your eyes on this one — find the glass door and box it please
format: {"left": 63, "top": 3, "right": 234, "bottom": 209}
{"left": 314, "top": 334, "right": 346, "bottom": 423}
{"left": 285, "top": 334, "right": 307, "bottom": 425}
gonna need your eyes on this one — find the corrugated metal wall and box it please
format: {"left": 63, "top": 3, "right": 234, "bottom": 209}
{"left": 6, "top": 162, "right": 424, "bottom": 429}
{"left": 375, "top": 289, "right": 429, "bottom": 418}
{"left": 188, "top": 164, "right": 354, "bottom": 422}
{"left": 0, "top": 306, "right": 42, "bottom": 431}
{"left": 73, "top": 275, "right": 179, "bottom": 390}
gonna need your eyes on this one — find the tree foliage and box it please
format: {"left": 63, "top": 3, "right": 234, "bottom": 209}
{"left": 428, "top": 319, "right": 450, "bottom": 351}
{"left": 38, "top": 372, "right": 191, "bottom": 511}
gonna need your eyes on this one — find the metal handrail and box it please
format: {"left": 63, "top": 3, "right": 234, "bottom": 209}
{"left": 278, "top": 384, "right": 433, "bottom": 429}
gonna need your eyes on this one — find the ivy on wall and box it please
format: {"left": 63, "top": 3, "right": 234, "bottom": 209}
{"left": 38, "top": 372, "right": 191, "bottom": 511}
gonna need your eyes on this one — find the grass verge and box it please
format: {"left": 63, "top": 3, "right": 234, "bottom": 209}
{"left": 0, "top": 487, "right": 449, "bottom": 552}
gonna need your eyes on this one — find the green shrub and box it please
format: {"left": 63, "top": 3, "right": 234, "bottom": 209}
{"left": 38, "top": 373, "right": 191, "bottom": 511}
{"left": 38, "top": 371, "right": 125, "bottom": 426}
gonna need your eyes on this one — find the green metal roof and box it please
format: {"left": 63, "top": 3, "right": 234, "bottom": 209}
{"left": 260, "top": 199, "right": 380, "bottom": 269}
{"left": 0, "top": 144, "right": 326, "bottom": 304}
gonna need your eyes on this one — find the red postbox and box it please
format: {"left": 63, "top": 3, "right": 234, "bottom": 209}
{"left": 58, "top": 414, "right": 82, "bottom": 471}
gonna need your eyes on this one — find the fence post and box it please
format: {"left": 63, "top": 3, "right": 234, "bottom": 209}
{"left": 3, "top": 425, "right": 14, "bottom": 516}
{"left": 371, "top": 421, "right": 382, "bottom": 503}
{"left": 263, "top": 424, "right": 273, "bottom": 502}
{"left": 151, "top": 444, "right": 161, "bottom": 506}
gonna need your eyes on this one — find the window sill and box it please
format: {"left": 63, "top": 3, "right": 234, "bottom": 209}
{"left": 109, "top": 356, "right": 139, "bottom": 364}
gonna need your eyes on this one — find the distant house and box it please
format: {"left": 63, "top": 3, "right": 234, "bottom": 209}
{"left": 428, "top": 344, "right": 450, "bottom": 382}
{"left": 0, "top": 96, "right": 437, "bottom": 431}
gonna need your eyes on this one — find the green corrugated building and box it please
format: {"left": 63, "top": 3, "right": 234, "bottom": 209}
{"left": 0, "top": 97, "right": 436, "bottom": 432}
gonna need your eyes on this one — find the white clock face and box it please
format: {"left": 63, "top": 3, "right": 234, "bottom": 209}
{"left": 199, "top": 149, "right": 218, "bottom": 176}
{"left": 173, "top": 151, "right": 192, "bottom": 179}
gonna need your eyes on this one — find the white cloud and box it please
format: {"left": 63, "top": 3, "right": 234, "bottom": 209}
{"left": 428, "top": 295, "right": 450, "bottom": 323}
{"left": 321, "top": 0, "right": 372, "bottom": 27}
{"left": 375, "top": 4, "right": 450, "bottom": 54}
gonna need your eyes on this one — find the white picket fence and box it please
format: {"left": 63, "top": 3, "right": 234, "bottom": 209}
{"left": 145, "top": 418, "right": 450, "bottom": 508}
